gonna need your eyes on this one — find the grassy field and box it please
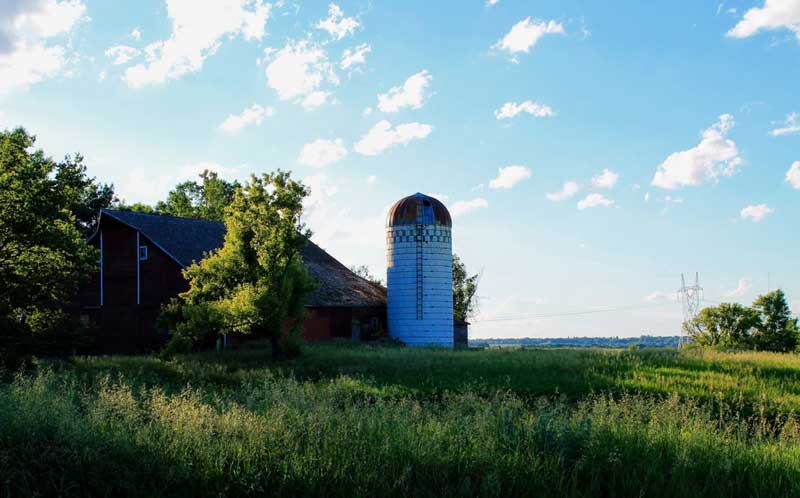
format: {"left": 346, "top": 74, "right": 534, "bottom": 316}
{"left": 4, "top": 344, "right": 800, "bottom": 497}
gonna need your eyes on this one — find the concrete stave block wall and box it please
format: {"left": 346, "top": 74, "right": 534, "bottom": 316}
{"left": 386, "top": 192, "right": 453, "bottom": 347}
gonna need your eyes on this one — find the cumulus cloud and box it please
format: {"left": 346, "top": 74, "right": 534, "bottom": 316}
{"left": 0, "top": 0, "right": 86, "bottom": 94}
{"left": 546, "top": 181, "right": 579, "bottom": 201}
{"left": 651, "top": 114, "right": 742, "bottom": 189}
{"left": 725, "top": 278, "right": 753, "bottom": 297}
{"left": 450, "top": 198, "right": 488, "bottom": 217}
{"left": 264, "top": 40, "right": 338, "bottom": 110}
{"left": 123, "top": 0, "right": 271, "bottom": 88}
{"left": 117, "top": 161, "right": 242, "bottom": 205}
{"left": 727, "top": 0, "right": 800, "bottom": 41}
{"left": 486, "top": 0, "right": 500, "bottom": 6}
{"left": 770, "top": 112, "right": 800, "bottom": 136}
{"left": 340, "top": 43, "right": 370, "bottom": 71}
{"left": 489, "top": 165, "right": 532, "bottom": 189}
{"left": 645, "top": 291, "right": 679, "bottom": 302}
{"left": 377, "top": 70, "right": 432, "bottom": 112}
{"left": 298, "top": 138, "right": 348, "bottom": 167}
{"left": 577, "top": 193, "right": 614, "bottom": 210}
{"left": 492, "top": 17, "right": 564, "bottom": 60}
{"left": 105, "top": 45, "right": 140, "bottom": 65}
{"left": 315, "top": 3, "right": 359, "bottom": 40}
{"left": 494, "top": 100, "right": 555, "bottom": 119}
{"left": 353, "top": 120, "right": 432, "bottom": 156}
{"left": 130, "top": 27, "right": 142, "bottom": 40}
{"left": 740, "top": 204, "right": 775, "bottom": 222}
{"left": 218, "top": 103, "right": 274, "bottom": 134}
{"left": 591, "top": 168, "right": 619, "bottom": 189}
{"left": 786, "top": 161, "right": 800, "bottom": 189}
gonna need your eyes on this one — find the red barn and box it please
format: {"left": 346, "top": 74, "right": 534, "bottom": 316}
{"left": 76, "top": 209, "right": 386, "bottom": 352}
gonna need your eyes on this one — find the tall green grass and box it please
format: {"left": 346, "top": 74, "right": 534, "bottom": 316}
{"left": 3, "top": 344, "right": 800, "bottom": 497}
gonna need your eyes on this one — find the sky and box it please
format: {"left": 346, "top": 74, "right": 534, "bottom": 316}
{"left": 1, "top": 0, "right": 799, "bottom": 339}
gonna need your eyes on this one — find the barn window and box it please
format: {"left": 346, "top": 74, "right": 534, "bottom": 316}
{"left": 139, "top": 245, "right": 149, "bottom": 261}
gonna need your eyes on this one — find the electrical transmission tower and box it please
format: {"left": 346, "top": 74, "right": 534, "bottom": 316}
{"left": 677, "top": 273, "right": 703, "bottom": 348}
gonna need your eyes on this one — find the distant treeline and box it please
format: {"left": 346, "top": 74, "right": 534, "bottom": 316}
{"left": 471, "top": 336, "right": 681, "bottom": 348}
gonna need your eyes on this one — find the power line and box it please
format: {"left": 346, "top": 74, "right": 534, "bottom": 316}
{"left": 472, "top": 301, "right": 674, "bottom": 323}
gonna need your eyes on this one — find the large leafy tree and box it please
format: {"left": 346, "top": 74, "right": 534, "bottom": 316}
{"left": 155, "top": 170, "right": 239, "bottom": 221}
{"left": 453, "top": 253, "right": 479, "bottom": 321}
{"left": 0, "top": 128, "right": 98, "bottom": 342}
{"left": 685, "top": 303, "right": 760, "bottom": 348}
{"left": 54, "top": 154, "right": 115, "bottom": 235}
{"left": 752, "top": 289, "right": 799, "bottom": 352}
{"left": 161, "top": 171, "right": 315, "bottom": 358}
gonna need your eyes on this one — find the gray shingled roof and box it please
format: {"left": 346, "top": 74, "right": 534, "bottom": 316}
{"left": 98, "top": 209, "right": 386, "bottom": 308}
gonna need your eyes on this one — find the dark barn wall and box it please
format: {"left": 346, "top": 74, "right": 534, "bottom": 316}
{"left": 304, "top": 307, "right": 387, "bottom": 341}
{"left": 81, "top": 218, "right": 187, "bottom": 352}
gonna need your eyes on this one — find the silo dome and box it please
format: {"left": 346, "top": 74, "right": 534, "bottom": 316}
{"left": 386, "top": 193, "right": 454, "bottom": 347}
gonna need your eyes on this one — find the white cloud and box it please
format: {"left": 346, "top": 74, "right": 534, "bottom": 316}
{"left": 264, "top": 40, "right": 338, "bottom": 110}
{"left": 644, "top": 192, "right": 651, "bottom": 202}
{"left": 117, "top": 161, "right": 242, "bottom": 204}
{"left": 489, "top": 165, "right": 532, "bottom": 189}
{"left": 340, "top": 43, "right": 371, "bottom": 71}
{"left": 353, "top": 120, "right": 432, "bottom": 156}
{"left": 645, "top": 291, "right": 678, "bottom": 302}
{"left": 0, "top": 0, "right": 86, "bottom": 94}
{"left": 577, "top": 193, "right": 614, "bottom": 210}
{"left": 450, "top": 198, "right": 488, "bottom": 217}
{"left": 591, "top": 168, "right": 619, "bottom": 189}
{"left": 740, "top": 203, "right": 775, "bottom": 222}
{"left": 770, "top": 112, "right": 800, "bottom": 136}
{"left": 366, "top": 175, "right": 376, "bottom": 185}
{"left": 786, "top": 161, "right": 800, "bottom": 189}
{"left": 105, "top": 45, "right": 140, "bottom": 65}
{"left": 315, "top": 3, "right": 359, "bottom": 40}
{"left": 123, "top": 0, "right": 271, "bottom": 88}
{"left": 494, "top": 100, "right": 555, "bottom": 119}
{"left": 131, "top": 27, "right": 142, "bottom": 40}
{"left": 298, "top": 138, "right": 347, "bottom": 167}
{"left": 486, "top": 0, "right": 500, "bottom": 6}
{"left": 651, "top": 114, "right": 742, "bottom": 189}
{"left": 727, "top": 0, "right": 800, "bottom": 41}
{"left": 377, "top": 70, "right": 432, "bottom": 112}
{"left": 492, "top": 17, "right": 564, "bottom": 60}
{"left": 725, "top": 278, "right": 753, "bottom": 297}
{"left": 362, "top": 106, "right": 372, "bottom": 116}
{"left": 218, "top": 103, "right": 274, "bottom": 134}
{"left": 546, "top": 181, "right": 579, "bottom": 201}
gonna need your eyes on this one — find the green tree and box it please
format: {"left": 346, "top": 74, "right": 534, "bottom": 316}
{"left": 114, "top": 201, "right": 156, "bottom": 214}
{"left": 453, "top": 253, "right": 479, "bottom": 321}
{"left": 160, "top": 171, "right": 315, "bottom": 359}
{"left": 0, "top": 128, "right": 97, "bottom": 345}
{"left": 685, "top": 303, "right": 759, "bottom": 348}
{"left": 54, "top": 154, "right": 115, "bottom": 236}
{"left": 350, "top": 265, "right": 384, "bottom": 286}
{"left": 155, "top": 170, "right": 239, "bottom": 221}
{"left": 752, "top": 289, "right": 799, "bottom": 352}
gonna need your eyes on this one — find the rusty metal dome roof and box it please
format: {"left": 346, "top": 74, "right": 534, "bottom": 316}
{"left": 387, "top": 192, "right": 452, "bottom": 227}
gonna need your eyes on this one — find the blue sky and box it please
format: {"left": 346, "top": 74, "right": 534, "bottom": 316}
{"left": 2, "top": 0, "right": 799, "bottom": 338}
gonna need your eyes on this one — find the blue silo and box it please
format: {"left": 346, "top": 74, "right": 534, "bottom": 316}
{"left": 386, "top": 193, "right": 453, "bottom": 347}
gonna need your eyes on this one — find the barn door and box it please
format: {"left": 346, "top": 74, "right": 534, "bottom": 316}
{"left": 351, "top": 319, "right": 361, "bottom": 342}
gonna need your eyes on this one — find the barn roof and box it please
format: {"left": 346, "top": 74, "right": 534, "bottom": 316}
{"left": 96, "top": 209, "right": 386, "bottom": 308}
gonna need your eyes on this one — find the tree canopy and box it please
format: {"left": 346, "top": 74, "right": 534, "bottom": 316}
{"left": 155, "top": 170, "right": 239, "bottom": 221}
{"left": 160, "top": 171, "right": 315, "bottom": 358}
{"left": 453, "top": 254, "right": 479, "bottom": 322}
{"left": 0, "top": 128, "right": 99, "bottom": 343}
{"left": 686, "top": 290, "right": 799, "bottom": 352}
